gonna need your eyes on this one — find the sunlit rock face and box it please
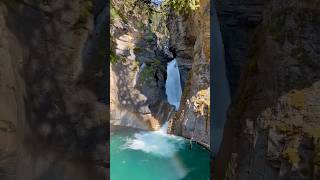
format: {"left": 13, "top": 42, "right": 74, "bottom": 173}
{"left": 167, "top": 0, "right": 210, "bottom": 147}
{"left": 214, "top": 0, "right": 320, "bottom": 179}
{"left": 110, "top": 0, "right": 175, "bottom": 131}
{"left": 0, "top": 0, "right": 108, "bottom": 179}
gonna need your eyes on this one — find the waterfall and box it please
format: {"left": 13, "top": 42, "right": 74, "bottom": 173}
{"left": 151, "top": 0, "right": 163, "bottom": 5}
{"left": 135, "top": 63, "right": 146, "bottom": 84}
{"left": 211, "top": 3, "right": 231, "bottom": 156}
{"left": 165, "top": 59, "right": 182, "bottom": 111}
{"left": 122, "top": 72, "right": 181, "bottom": 157}
{"left": 158, "top": 121, "right": 169, "bottom": 134}
{"left": 122, "top": 59, "right": 184, "bottom": 157}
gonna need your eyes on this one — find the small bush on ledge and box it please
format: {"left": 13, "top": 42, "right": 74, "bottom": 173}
{"left": 162, "top": 0, "right": 200, "bottom": 14}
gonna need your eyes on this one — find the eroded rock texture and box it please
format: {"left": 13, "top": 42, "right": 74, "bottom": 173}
{"left": 168, "top": 0, "right": 210, "bottom": 147}
{"left": 214, "top": 0, "right": 320, "bottom": 179}
{"left": 110, "top": 0, "right": 175, "bottom": 130}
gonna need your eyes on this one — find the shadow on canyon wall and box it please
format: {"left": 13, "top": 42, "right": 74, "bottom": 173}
{"left": 214, "top": 1, "right": 320, "bottom": 179}
{"left": 0, "top": 0, "right": 108, "bottom": 179}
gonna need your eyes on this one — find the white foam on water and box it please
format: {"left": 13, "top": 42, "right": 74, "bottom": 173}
{"left": 165, "top": 59, "right": 182, "bottom": 111}
{"left": 122, "top": 122, "right": 184, "bottom": 158}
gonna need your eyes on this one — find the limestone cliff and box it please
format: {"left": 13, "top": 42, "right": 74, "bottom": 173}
{"left": 167, "top": 0, "right": 210, "bottom": 147}
{"left": 214, "top": 0, "right": 320, "bottom": 179}
{"left": 110, "top": 0, "right": 175, "bottom": 130}
{"left": 0, "top": 0, "right": 108, "bottom": 179}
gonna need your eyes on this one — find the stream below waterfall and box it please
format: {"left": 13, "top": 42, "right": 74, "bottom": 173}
{"left": 110, "top": 59, "right": 209, "bottom": 179}
{"left": 110, "top": 125, "right": 209, "bottom": 180}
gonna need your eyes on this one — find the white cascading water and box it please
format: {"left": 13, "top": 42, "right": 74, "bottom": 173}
{"left": 151, "top": 0, "right": 163, "bottom": 5}
{"left": 135, "top": 62, "right": 146, "bottom": 86}
{"left": 165, "top": 59, "right": 182, "bottom": 111}
{"left": 122, "top": 59, "right": 184, "bottom": 158}
{"left": 158, "top": 121, "right": 169, "bottom": 134}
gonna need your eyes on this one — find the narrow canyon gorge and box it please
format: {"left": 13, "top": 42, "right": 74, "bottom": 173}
{"left": 110, "top": 0, "right": 210, "bottom": 179}
{"left": 110, "top": 0, "right": 210, "bottom": 148}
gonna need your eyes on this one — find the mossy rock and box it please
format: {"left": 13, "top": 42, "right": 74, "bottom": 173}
{"left": 110, "top": 51, "right": 117, "bottom": 64}
{"left": 73, "top": 0, "right": 93, "bottom": 28}
{"left": 287, "top": 90, "right": 305, "bottom": 110}
{"left": 145, "top": 32, "right": 155, "bottom": 43}
{"left": 110, "top": 2, "right": 128, "bottom": 24}
{"left": 274, "top": 122, "right": 301, "bottom": 136}
{"left": 133, "top": 47, "right": 142, "bottom": 54}
{"left": 136, "top": 21, "right": 145, "bottom": 31}
{"left": 282, "top": 147, "right": 301, "bottom": 166}
{"left": 140, "top": 66, "right": 155, "bottom": 82}
{"left": 191, "top": 89, "right": 210, "bottom": 117}
{"left": 111, "top": 6, "right": 120, "bottom": 22}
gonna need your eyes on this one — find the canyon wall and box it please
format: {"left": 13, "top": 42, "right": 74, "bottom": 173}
{"left": 0, "top": 0, "right": 108, "bottom": 179}
{"left": 110, "top": 0, "right": 175, "bottom": 130}
{"left": 214, "top": 0, "right": 320, "bottom": 179}
{"left": 168, "top": 0, "right": 210, "bottom": 147}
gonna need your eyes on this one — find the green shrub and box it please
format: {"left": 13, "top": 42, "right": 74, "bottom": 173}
{"left": 162, "top": 0, "right": 200, "bottom": 14}
{"left": 139, "top": 59, "right": 165, "bottom": 83}
{"left": 150, "top": 59, "right": 165, "bottom": 72}
{"left": 145, "top": 31, "right": 155, "bottom": 43}
{"left": 133, "top": 47, "right": 142, "bottom": 54}
{"left": 282, "top": 147, "right": 301, "bottom": 166}
{"left": 136, "top": 21, "right": 145, "bottom": 31}
{"left": 140, "top": 66, "right": 155, "bottom": 82}
{"left": 110, "top": 2, "right": 128, "bottom": 24}
{"left": 111, "top": 7, "right": 120, "bottom": 22}
{"left": 110, "top": 50, "right": 117, "bottom": 64}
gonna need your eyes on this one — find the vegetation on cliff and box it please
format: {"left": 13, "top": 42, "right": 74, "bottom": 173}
{"left": 162, "top": 0, "right": 200, "bottom": 14}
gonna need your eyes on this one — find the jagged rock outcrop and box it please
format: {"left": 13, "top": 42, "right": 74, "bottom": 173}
{"left": 214, "top": 0, "right": 320, "bottom": 179}
{"left": 0, "top": 0, "right": 108, "bottom": 179}
{"left": 168, "top": 0, "right": 210, "bottom": 147}
{"left": 110, "top": 0, "right": 174, "bottom": 130}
